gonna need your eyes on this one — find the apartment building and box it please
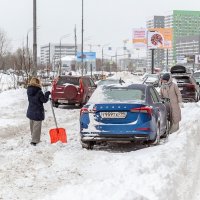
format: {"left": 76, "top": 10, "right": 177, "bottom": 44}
{"left": 165, "top": 10, "right": 200, "bottom": 66}
{"left": 40, "top": 43, "right": 80, "bottom": 65}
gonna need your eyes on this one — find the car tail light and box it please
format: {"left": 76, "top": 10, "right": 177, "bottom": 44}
{"left": 135, "top": 127, "right": 151, "bottom": 131}
{"left": 52, "top": 78, "right": 58, "bottom": 90}
{"left": 78, "top": 87, "right": 84, "bottom": 94}
{"left": 80, "top": 107, "right": 89, "bottom": 114}
{"left": 79, "top": 79, "right": 84, "bottom": 94}
{"left": 80, "top": 107, "right": 96, "bottom": 115}
{"left": 130, "top": 106, "right": 152, "bottom": 115}
{"left": 186, "top": 84, "right": 195, "bottom": 90}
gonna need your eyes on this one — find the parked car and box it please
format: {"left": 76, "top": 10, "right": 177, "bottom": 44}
{"left": 193, "top": 71, "right": 200, "bottom": 83}
{"left": 170, "top": 65, "right": 200, "bottom": 102}
{"left": 143, "top": 74, "right": 161, "bottom": 87}
{"left": 80, "top": 83, "right": 170, "bottom": 149}
{"left": 51, "top": 75, "right": 97, "bottom": 107}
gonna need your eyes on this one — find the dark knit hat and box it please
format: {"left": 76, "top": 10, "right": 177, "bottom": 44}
{"left": 162, "top": 73, "right": 170, "bottom": 81}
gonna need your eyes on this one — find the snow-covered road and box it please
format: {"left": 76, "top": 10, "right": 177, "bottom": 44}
{"left": 1, "top": 73, "right": 200, "bottom": 200}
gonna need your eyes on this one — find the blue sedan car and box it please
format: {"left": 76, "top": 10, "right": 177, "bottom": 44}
{"left": 80, "top": 83, "right": 170, "bottom": 149}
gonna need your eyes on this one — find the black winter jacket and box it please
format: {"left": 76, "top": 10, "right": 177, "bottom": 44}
{"left": 26, "top": 86, "right": 50, "bottom": 121}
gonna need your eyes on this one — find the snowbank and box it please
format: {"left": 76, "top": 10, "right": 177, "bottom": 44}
{"left": 1, "top": 74, "right": 200, "bottom": 200}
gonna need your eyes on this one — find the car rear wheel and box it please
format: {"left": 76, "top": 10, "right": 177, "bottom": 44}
{"left": 81, "top": 141, "right": 94, "bottom": 150}
{"left": 52, "top": 100, "right": 59, "bottom": 108}
{"left": 195, "top": 92, "right": 199, "bottom": 102}
{"left": 152, "top": 122, "right": 160, "bottom": 145}
{"left": 161, "top": 120, "right": 170, "bottom": 138}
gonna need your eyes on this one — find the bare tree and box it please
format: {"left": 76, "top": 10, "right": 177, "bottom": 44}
{"left": 0, "top": 29, "right": 9, "bottom": 70}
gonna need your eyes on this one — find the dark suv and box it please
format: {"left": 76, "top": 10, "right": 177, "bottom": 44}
{"left": 51, "top": 75, "right": 96, "bottom": 107}
{"left": 170, "top": 65, "right": 200, "bottom": 102}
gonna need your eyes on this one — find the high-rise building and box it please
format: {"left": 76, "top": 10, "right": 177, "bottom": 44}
{"left": 147, "top": 10, "right": 200, "bottom": 69}
{"left": 146, "top": 16, "right": 165, "bottom": 70}
{"left": 165, "top": 10, "right": 200, "bottom": 66}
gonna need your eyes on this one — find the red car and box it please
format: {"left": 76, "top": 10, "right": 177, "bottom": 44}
{"left": 51, "top": 75, "right": 96, "bottom": 107}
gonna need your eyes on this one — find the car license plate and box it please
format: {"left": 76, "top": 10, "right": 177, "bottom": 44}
{"left": 58, "top": 99, "right": 68, "bottom": 103}
{"left": 100, "top": 112, "right": 127, "bottom": 119}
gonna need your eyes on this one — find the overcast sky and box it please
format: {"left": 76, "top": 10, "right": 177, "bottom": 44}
{"left": 1, "top": 0, "right": 200, "bottom": 57}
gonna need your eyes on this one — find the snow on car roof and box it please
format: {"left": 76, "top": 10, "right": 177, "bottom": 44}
{"left": 88, "top": 83, "right": 146, "bottom": 104}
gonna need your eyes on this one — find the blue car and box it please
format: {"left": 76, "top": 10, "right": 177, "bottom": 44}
{"left": 80, "top": 84, "right": 170, "bottom": 149}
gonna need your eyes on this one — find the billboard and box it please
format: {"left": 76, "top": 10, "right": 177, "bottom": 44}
{"left": 76, "top": 52, "right": 96, "bottom": 62}
{"left": 147, "top": 28, "right": 172, "bottom": 49}
{"left": 132, "top": 28, "right": 147, "bottom": 49}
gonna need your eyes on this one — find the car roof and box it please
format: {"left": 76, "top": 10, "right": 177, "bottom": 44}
{"left": 102, "top": 83, "right": 148, "bottom": 90}
{"left": 58, "top": 75, "right": 90, "bottom": 78}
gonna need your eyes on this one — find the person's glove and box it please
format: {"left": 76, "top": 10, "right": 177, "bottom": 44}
{"left": 45, "top": 91, "right": 51, "bottom": 96}
{"left": 179, "top": 102, "right": 184, "bottom": 108}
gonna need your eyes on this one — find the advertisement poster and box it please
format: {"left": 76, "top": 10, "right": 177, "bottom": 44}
{"left": 147, "top": 28, "right": 172, "bottom": 49}
{"left": 132, "top": 28, "right": 147, "bottom": 49}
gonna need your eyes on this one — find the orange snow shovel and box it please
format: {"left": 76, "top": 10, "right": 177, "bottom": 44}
{"left": 49, "top": 99, "right": 67, "bottom": 143}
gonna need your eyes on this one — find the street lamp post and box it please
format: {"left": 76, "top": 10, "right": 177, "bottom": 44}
{"left": 193, "top": 40, "right": 195, "bottom": 72}
{"left": 32, "top": 0, "right": 37, "bottom": 77}
{"left": 81, "top": 0, "right": 84, "bottom": 76}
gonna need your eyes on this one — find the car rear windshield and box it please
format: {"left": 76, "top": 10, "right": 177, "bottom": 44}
{"left": 89, "top": 87, "right": 146, "bottom": 103}
{"left": 173, "top": 76, "right": 191, "bottom": 84}
{"left": 56, "top": 76, "right": 79, "bottom": 86}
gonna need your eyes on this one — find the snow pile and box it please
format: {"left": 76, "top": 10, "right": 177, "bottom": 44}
{"left": 1, "top": 73, "right": 200, "bottom": 200}
{"left": 0, "top": 73, "right": 17, "bottom": 91}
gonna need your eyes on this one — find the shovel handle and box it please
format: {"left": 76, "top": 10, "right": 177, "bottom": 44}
{"left": 50, "top": 99, "right": 58, "bottom": 129}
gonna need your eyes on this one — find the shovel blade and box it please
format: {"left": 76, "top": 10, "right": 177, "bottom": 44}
{"left": 49, "top": 128, "right": 67, "bottom": 143}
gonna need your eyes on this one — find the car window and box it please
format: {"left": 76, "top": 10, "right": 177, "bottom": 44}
{"left": 56, "top": 76, "right": 79, "bottom": 86}
{"left": 89, "top": 87, "right": 145, "bottom": 103}
{"left": 82, "top": 78, "right": 90, "bottom": 86}
{"left": 152, "top": 87, "right": 161, "bottom": 102}
{"left": 89, "top": 78, "right": 96, "bottom": 87}
{"left": 150, "top": 88, "right": 159, "bottom": 103}
{"left": 173, "top": 76, "right": 191, "bottom": 84}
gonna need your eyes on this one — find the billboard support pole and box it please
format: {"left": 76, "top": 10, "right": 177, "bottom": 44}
{"left": 166, "top": 49, "right": 169, "bottom": 72}
{"left": 90, "top": 63, "right": 92, "bottom": 79}
{"left": 81, "top": 0, "right": 84, "bottom": 76}
{"left": 151, "top": 49, "right": 154, "bottom": 74}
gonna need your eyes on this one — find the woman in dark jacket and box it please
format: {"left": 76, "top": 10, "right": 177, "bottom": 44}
{"left": 26, "top": 77, "right": 50, "bottom": 146}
